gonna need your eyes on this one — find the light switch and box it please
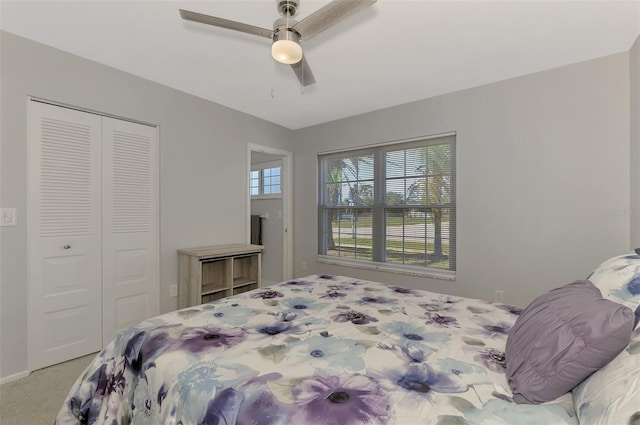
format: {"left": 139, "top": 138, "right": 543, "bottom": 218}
{"left": 0, "top": 208, "right": 17, "bottom": 227}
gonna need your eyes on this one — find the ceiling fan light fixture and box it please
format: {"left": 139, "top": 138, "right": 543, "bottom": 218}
{"left": 271, "top": 29, "right": 302, "bottom": 64}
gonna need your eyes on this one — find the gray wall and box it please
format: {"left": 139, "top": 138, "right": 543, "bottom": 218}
{"left": 292, "top": 52, "right": 631, "bottom": 308}
{"left": 251, "top": 198, "right": 285, "bottom": 285}
{"left": 0, "top": 31, "right": 294, "bottom": 379}
{"left": 631, "top": 35, "right": 640, "bottom": 249}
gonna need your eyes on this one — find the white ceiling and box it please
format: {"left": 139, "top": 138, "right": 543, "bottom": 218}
{"left": 1, "top": 0, "right": 639, "bottom": 130}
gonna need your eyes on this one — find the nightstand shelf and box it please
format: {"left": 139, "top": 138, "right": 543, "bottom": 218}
{"left": 177, "top": 243, "right": 263, "bottom": 308}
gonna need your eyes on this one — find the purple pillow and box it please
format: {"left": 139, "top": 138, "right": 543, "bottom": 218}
{"left": 505, "top": 280, "right": 634, "bottom": 404}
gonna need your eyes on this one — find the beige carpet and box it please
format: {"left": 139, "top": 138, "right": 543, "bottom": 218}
{"left": 0, "top": 353, "right": 96, "bottom": 425}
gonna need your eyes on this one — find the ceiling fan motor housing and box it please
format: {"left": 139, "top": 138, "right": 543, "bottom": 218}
{"left": 278, "top": 0, "right": 300, "bottom": 17}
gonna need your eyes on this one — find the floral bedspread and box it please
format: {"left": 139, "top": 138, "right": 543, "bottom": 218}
{"left": 56, "top": 274, "right": 578, "bottom": 425}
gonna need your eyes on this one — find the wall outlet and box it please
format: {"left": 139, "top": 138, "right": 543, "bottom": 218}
{"left": 0, "top": 208, "right": 17, "bottom": 227}
{"left": 494, "top": 290, "right": 504, "bottom": 303}
{"left": 170, "top": 284, "right": 178, "bottom": 298}
{"left": 301, "top": 261, "right": 307, "bottom": 272}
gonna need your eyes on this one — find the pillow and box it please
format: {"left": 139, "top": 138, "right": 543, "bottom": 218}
{"left": 587, "top": 253, "right": 640, "bottom": 310}
{"left": 505, "top": 280, "right": 635, "bottom": 404}
{"left": 572, "top": 316, "right": 640, "bottom": 425}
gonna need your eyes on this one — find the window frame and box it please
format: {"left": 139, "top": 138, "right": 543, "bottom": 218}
{"left": 317, "top": 134, "right": 456, "bottom": 280}
{"left": 251, "top": 160, "right": 283, "bottom": 199}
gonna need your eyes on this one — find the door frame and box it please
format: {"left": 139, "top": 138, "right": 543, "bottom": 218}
{"left": 246, "top": 143, "right": 293, "bottom": 281}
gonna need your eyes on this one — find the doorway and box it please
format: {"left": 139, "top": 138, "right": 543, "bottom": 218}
{"left": 247, "top": 144, "right": 292, "bottom": 285}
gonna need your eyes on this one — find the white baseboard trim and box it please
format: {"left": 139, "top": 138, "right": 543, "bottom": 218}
{"left": 0, "top": 370, "right": 30, "bottom": 385}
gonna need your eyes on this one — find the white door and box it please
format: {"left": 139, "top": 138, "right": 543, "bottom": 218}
{"left": 29, "top": 101, "right": 160, "bottom": 369}
{"left": 102, "top": 117, "right": 159, "bottom": 345}
{"left": 28, "top": 101, "right": 103, "bottom": 370}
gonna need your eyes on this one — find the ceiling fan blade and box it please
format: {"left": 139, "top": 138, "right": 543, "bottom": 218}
{"left": 179, "top": 9, "right": 273, "bottom": 39}
{"left": 290, "top": 55, "right": 316, "bottom": 86}
{"left": 293, "top": 0, "right": 376, "bottom": 41}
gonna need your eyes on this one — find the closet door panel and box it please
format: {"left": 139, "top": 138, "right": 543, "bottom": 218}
{"left": 28, "top": 101, "right": 102, "bottom": 370}
{"left": 102, "top": 117, "right": 159, "bottom": 344}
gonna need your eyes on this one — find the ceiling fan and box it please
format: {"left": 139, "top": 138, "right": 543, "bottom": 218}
{"left": 179, "top": 0, "right": 377, "bottom": 86}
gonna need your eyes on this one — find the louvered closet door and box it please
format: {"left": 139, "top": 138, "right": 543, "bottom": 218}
{"left": 28, "top": 101, "right": 102, "bottom": 370}
{"left": 102, "top": 117, "right": 159, "bottom": 345}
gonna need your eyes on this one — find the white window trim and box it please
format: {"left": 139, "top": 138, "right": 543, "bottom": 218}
{"left": 317, "top": 255, "right": 456, "bottom": 281}
{"left": 317, "top": 134, "right": 456, "bottom": 276}
{"left": 252, "top": 193, "right": 283, "bottom": 200}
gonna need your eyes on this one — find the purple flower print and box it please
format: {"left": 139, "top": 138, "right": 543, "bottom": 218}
{"left": 388, "top": 286, "right": 419, "bottom": 296}
{"left": 281, "top": 279, "right": 314, "bottom": 286}
{"left": 424, "top": 313, "right": 459, "bottom": 328}
{"left": 357, "top": 295, "right": 396, "bottom": 305}
{"left": 291, "top": 374, "right": 391, "bottom": 425}
{"left": 332, "top": 310, "right": 379, "bottom": 325}
{"left": 174, "top": 326, "right": 246, "bottom": 354}
{"left": 321, "top": 290, "right": 348, "bottom": 299}
{"left": 472, "top": 316, "right": 512, "bottom": 338}
{"left": 250, "top": 289, "right": 284, "bottom": 299}
{"left": 475, "top": 348, "right": 507, "bottom": 373}
{"left": 390, "top": 363, "right": 467, "bottom": 397}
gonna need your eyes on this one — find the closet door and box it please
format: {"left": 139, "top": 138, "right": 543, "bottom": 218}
{"left": 28, "top": 101, "right": 102, "bottom": 370}
{"left": 101, "top": 117, "right": 159, "bottom": 345}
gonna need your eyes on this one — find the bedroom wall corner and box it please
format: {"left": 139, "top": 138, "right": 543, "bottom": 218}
{"left": 630, "top": 35, "right": 640, "bottom": 250}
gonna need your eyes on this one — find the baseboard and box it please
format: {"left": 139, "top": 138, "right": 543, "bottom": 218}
{"left": 0, "top": 370, "right": 30, "bottom": 385}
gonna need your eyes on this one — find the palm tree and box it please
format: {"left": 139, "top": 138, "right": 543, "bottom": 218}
{"left": 326, "top": 168, "right": 341, "bottom": 250}
{"left": 406, "top": 145, "right": 451, "bottom": 260}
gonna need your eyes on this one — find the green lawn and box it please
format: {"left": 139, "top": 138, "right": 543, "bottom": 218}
{"left": 328, "top": 237, "right": 450, "bottom": 269}
{"left": 334, "top": 216, "right": 449, "bottom": 228}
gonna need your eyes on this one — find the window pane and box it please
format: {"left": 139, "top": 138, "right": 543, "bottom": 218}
{"left": 386, "top": 179, "right": 405, "bottom": 205}
{"left": 272, "top": 184, "right": 280, "bottom": 193}
{"left": 352, "top": 208, "right": 373, "bottom": 261}
{"left": 405, "top": 177, "right": 427, "bottom": 205}
{"left": 326, "top": 208, "right": 354, "bottom": 259}
{"left": 264, "top": 168, "right": 271, "bottom": 177}
{"left": 272, "top": 175, "right": 280, "bottom": 185}
{"left": 386, "top": 150, "right": 405, "bottom": 178}
{"left": 426, "top": 144, "right": 452, "bottom": 204}
{"left": 325, "top": 207, "right": 373, "bottom": 261}
{"left": 251, "top": 186, "right": 259, "bottom": 196}
{"left": 384, "top": 207, "right": 450, "bottom": 269}
{"left": 405, "top": 147, "right": 427, "bottom": 178}
{"left": 353, "top": 181, "right": 374, "bottom": 206}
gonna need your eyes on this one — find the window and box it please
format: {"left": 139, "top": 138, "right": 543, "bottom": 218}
{"left": 251, "top": 161, "right": 282, "bottom": 198}
{"left": 318, "top": 135, "right": 455, "bottom": 276}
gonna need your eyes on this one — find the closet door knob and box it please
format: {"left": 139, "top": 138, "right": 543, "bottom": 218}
{"left": 63, "top": 245, "right": 71, "bottom": 249}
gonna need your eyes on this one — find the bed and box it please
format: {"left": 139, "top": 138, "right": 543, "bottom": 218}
{"left": 55, "top": 253, "right": 640, "bottom": 425}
